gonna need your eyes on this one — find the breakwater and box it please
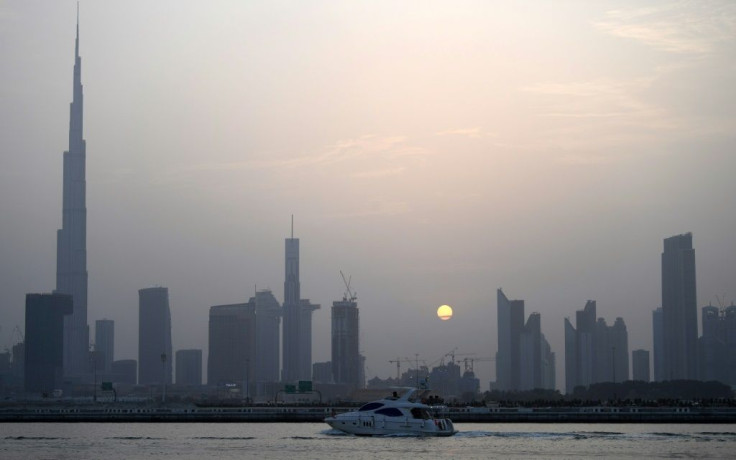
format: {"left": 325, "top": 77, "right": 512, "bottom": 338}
{"left": 2, "top": 404, "right": 736, "bottom": 423}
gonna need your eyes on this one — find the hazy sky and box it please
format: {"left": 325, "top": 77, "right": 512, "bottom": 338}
{"left": 1, "top": 0, "right": 735, "bottom": 389}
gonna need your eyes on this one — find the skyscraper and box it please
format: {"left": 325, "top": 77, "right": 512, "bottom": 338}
{"left": 56, "top": 9, "right": 89, "bottom": 380}
{"left": 111, "top": 359, "right": 137, "bottom": 385}
{"left": 138, "top": 287, "right": 172, "bottom": 385}
{"left": 610, "top": 317, "right": 629, "bottom": 383}
{"left": 282, "top": 226, "right": 300, "bottom": 382}
{"left": 299, "top": 299, "right": 320, "bottom": 380}
{"left": 331, "top": 295, "right": 360, "bottom": 389}
{"left": 175, "top": 349, "right": 202, "bottom": 386}
{"left": 652, "top": 307, "right": 664, "bottom": 381}
{"left": 496, "top": 290, "right": 554, "bottom": 391}
{"left": 94, "top": 319, "right": 114, "bottom": 374}
{"left": 495, "top": 289, "right": 524, "bottom": 391}
{"left": 564, "top": 301, "right": 629, "bottom": 393}
{"left": 281, "top": 221, "right": 319, "bottom": 382}
{"left": 519, "top": 313, "right": 542, "bottom": 390}
{"left": 632, "top": 349, "right": 650, "bottom": 382}
{"left": 24, "top": 293, "right": 73, "bottom": 393}
{"left": 661, "top": 233, "right": 697, "bottom": 380}
{"left": 697, "top": 304, "right": 733, "bottom": 385}
{"left": 208, "top": 303, "right": 255, "bottom": 387}
{"left": 253, "top": 289, "right": 282, "bottom": 389}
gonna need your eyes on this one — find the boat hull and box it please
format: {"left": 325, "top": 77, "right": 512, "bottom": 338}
{"left": 325, "top": 415, "right": 456, "bottom": 437}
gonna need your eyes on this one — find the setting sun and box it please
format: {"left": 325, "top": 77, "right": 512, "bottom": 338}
{"left": 437, "top": 304, "right": 453, "bottom": 321}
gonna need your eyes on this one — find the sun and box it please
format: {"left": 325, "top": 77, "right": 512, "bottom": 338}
{"left": 437, "top": 304, "right": 453, "bottom": 321}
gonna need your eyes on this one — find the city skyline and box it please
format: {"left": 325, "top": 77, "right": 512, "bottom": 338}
{"left": 1, "top": 1, "right": 735, "bottom": 390}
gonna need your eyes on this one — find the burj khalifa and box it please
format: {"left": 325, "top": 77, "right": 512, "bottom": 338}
{"left": 55, "top": 9, "right": 89, "bottom": 379}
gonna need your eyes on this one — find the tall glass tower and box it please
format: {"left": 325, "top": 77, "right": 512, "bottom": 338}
{"left": 56, "top": 9, "right": 89, "bottom": 379}
{"left": 661, "top": 233, "right": 697, "bottom": 380}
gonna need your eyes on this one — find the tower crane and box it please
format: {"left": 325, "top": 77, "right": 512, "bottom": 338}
{"left": 340, "top": 271, "right": 357, "bottom": 302}
{"left": 388, "top": 357, "right": 416, "bottom": 380}
{"left": 463, "top": 356, "right": 495, "bottom": 373}
{"left": 4, "top": 325, "right": 23, "bottom": 353}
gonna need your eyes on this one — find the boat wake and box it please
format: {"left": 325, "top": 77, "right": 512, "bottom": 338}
{"left": 455, "top": 430, "right": 736, "bottom": 442}
{"left": 192, "top": 436, "right": 256, "bottom": 440}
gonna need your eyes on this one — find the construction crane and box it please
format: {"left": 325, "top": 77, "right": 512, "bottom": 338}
{"left": 4, "top": 325, "right": 23, "bottom": 353}
{"left": 463, "top": 356, "right": 495, "bottom": 373}
{"left": 447, "top": 351, "right": 475, "bottom": 364}
{"left": 340, "top": 271, "right": 357, "bottom": 302}
{"left": 388, "top": 357, "right": 416, "bottom": 380}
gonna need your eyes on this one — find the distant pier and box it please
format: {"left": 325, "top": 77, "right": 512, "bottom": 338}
{"left": 2, "top": 404, "right": 736, "bottom": 423}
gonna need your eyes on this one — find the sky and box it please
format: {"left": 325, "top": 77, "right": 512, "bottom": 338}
{"left": 1, "top": 0, "right": 735, "bottom": 390}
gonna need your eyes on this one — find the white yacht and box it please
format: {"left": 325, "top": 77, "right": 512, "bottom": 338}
{"left": 325, "top": 388, "right": 457, "bottom": 436}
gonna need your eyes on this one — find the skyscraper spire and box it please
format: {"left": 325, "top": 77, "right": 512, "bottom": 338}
{"left": 282, "top": 219, "right": 301, "bottom": 382}
{"left": 56, "top": 6, "right": 89, "bottom": 380}
{"left": 75, "top": 3, "right": 80, "bottom": 59}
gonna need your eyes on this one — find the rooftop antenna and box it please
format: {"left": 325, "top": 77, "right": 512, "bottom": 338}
{"left": 291, "top": 214, "right": 294, "bottom": 238}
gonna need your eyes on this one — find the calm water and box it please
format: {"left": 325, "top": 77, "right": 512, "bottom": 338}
{"left": 1, "top": 423, "right": 735, "bottom": 459}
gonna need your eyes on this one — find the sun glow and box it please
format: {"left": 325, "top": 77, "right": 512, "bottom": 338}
{"left": 437, "top": 304, "right": 453, "bottom": 321}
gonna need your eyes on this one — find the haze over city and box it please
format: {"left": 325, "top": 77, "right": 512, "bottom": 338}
{"left": 1, "top": 0, "right": 735, "bottom": 390}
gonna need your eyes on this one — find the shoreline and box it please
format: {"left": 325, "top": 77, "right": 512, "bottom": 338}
{"left": 2, "top": 405, "right": 736, "bottom": 423}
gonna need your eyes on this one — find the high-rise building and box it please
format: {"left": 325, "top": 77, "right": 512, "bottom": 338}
{"left": 11, "top": 342, "right": 25, "bottom": 388}
{"left": 111, "top": 359, "right": 137, "bottom": 385}
{"left": 610, "top": 317, "right": 629, "bottom": 383}
{"left": 541, "top": 334, "right": 556, "bottom": 390}
{"left": 564, "top": 300, "right": 596, "bottom": 394}
{"left": 725, "top": 305, "right": 736, "bottom": 385}
{"left": 564, "top": 318, "right": 577, "bottom": 394}
{"left": 253, "top": 290, "right": 282, "bottom": 388}
{"left": 282, "top": 228, "right": 300, "bottom": 382}
{"left": 519, "top": 313, "right": 542, "bottom": 390}
{"left": 299, "top": 299, "right": 320, "bottom": 380}
{"left": 94, "top": 319, "right": 114, "bottom": 373}
{"left": 282, "top": 222, "right": 319, "bottom": 382}
{"left": 496, "top": 290, "right": 555, "bottom": 391}
{"left": 429, "top": 361, "right": 462, "bottom": 397}
{"left": 176, "top": 349, "right": 202, "bottom": 386}
{"left": 661, "top": 233, "right": 697, "bottom": 380}
{"left": 56, "top": 9, "right": 89, "bottom": 380}
{"left": 564, "top": 301, "right": 629, "bottom": 393}
{"left": 138, "top": 287, "right": 172, "bottom": 385}
{"left": 24, "top": 293, "right": 73, "bottom": 393}
{"left": 331, "top": 296, "right": 361, "bottom": 389}
{"left": 652, "top": 307, "right": 664, "bottom": 381}
{"left": 697, "top": 304, "right": 735, "bottom": 385}
{"left": 208, "top": 303, "right": 255, "bottom": 387}
{"left": 632, "top": 349, "right": 650, "bottom": 382}
{"left": 312, "top": 361, "right": 333, "bottom": 384}
{"left": 495, "top": 289, "right": 524, "bottom": 391}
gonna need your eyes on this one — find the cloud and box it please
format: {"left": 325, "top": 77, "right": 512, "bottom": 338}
{"left": 522, "top": 78, "right": 669, "bottom": 127}
{"left": 594, "top": 2, "right": 736, "bottom": 55}
{"left": 434, "top": 127, "right": 495, "bottom": 138}
{"left": 158, "top": 135, "right": 430, "bottom": 183}
{"left": 350, "top": 167, "right": 406, "bottom": 179}
{"left": 327, "top": 200, "right": 409, "bottom": 218}
{"left": 556, "top": 154, "right": 613, "bottom": 166}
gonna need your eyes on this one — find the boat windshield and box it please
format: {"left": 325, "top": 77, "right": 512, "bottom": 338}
{"left": 410, "top": 408, "right": 431, "bottom": 419}
{"left": 358, "top": 402, "right": 384, "bottom": 412}
{"left": 375, "top": 408, "right": 403, "bottom": 417}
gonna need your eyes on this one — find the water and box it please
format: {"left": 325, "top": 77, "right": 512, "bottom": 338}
{"left": 1, "top": 423, "right": 735, "bottom": 459}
